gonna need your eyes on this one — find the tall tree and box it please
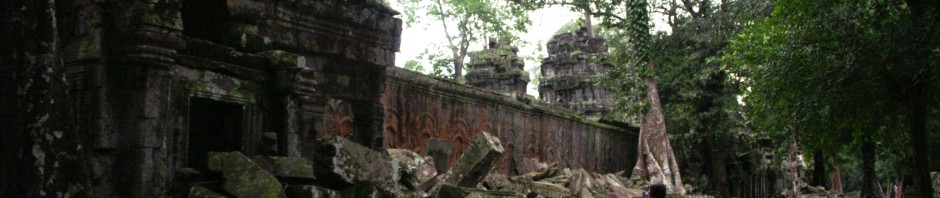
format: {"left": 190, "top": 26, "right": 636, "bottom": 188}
{"left": 726, "top": 0, "right": 939, "bottom": 196}
{"left": 397, "top": 0, "right": 531, "bottom": 80}
{"left": 648, "top": 0, "right": 771, "bottom": 196}
{"left": 512, "top": 0, "right": 687, "bottom": 193}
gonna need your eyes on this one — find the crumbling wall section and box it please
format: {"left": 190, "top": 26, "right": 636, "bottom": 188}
{"left": 382, "top": 67, "right": 637, "bottom": 175}
{"left": 51, "top": 0, "right": 400, "bottom": 196}
{"left": 539, "top": 28, "right": 614, "bottom": 118}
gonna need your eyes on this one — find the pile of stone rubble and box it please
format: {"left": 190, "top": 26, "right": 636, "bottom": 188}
{"left": 187, "top": 132, "right": 663, "bottom": 198}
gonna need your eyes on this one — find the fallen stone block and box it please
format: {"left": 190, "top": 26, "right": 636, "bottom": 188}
{"left": 437, "top": 184, "right": 524, "bottom": 198}
{"left": 285, "top": 185, "right": 339, "bottom": 198}
{"left": 388, "top": 149, "right": 438, "bottom": 190}
{"left": 532, "top": 181, "right": 569, "bottom": 198}
{"left": 516, "top": 158, "right": 547, "bottom": 175}
{"left": 603, "top": 174, "right": 642, "bottom": 198}
{"left": 253, "top": 155, "right": 315, "bottom": 180}
{"left": 426, "top": 138, "right": 454, "bottom": 172}
{"left": 446, "top": 131, "right": 505, "bottom": 187}
{"left": 207, "top": 151, "right": 286, "bottom": 198}
{"left": 483, "top": 172, "right": 512, "bottom": 190}
{"left": 189, "top": 185, "right": 226, "bottom": 198}
{"left": 314, "top": 137, "right": 400, "bottom": 195}
{"left": 567, "top": 169, "right": 595, "bottom": 193}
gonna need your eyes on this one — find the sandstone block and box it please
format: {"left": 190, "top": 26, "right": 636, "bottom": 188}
{"left": 188, "top": 185, "right": 226, "bottom": 198}
{"left": 285, "top": 185, "right": 339, "bottom": 198}
{"left": 314, "top": 137, "right": 400, "bottom": 194}
{"left": 252, "top": 155, "right": 315, "bottom": 180}
{"left": 426, "top": 138, "right": 454, "bottom": 172}
{"left": 437, "top": 184, "right": 524, "bottom": 198}
{"left": 388, "top": 149, "right": 438, "bottom": 190}
{"left": 207, "top": 151, "right": 286, "bottom": 198}
{"left": 446, "top": 131, "right": 504, "bottom": 187}
{"left": 531, "top": 181, "right": 569, "bottom": 198}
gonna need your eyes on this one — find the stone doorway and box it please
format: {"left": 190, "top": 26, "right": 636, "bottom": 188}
{"left": 187, "top": 97, "right": 244, "bottom": 172}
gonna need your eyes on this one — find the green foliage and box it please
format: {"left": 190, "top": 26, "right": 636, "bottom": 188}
{"left": 395, "top": 0, "right": 532, "bottom": 79}
{"left": 724, "top": 0, "right": 939, "bottom": 193}
{"left": 403, "top": 60, "right": 425, "bottom": 73}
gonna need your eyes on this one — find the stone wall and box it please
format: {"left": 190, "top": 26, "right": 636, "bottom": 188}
{"left": 382, "top": 67, "right": 638, "bottom": 175}
{"left": 3, "top": 0, "right": 638, "bottom": 196}
{"left": 49, "top": 0, "right": 400, "bottom": 196}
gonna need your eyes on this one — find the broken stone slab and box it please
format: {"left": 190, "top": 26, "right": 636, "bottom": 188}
{"left": 603, "top": 174, "right": 642, "bottom": 198}
{"left": 388, "top": 148, "right": 438, "bottom": 190}
{"left": 207, "top": 151, "right": 286, "bottom": 198}
{"left": 189, "top": 185, "right": 226, "bottom": 198}
{"left": 567, "top": 169, "right": 595, "bottom": 193}
{"left": 252, "top": 155, "right": 315, "bottom": 180}
{"left": 285, "top": 185, "right": 339, "bottom": 198}
{"left": 436, "top": 184, "right": 524, "bottom": 198}
{"left": 314, "top": 137, "right": 400, "bottom": 195}
{"left": 445, "top": 131, "right": 505, "bottom": 187}
{"left": 483, "top": 172, "right": 512, "bottom": 190}
{"left": 531, "top": 181, "right": 570, "bottom": 198}
{"left": 426, "top": 138, "right": 454, "bottom": 172}
{"left": 516, "top": 158, "right": 547, "bottom": 175}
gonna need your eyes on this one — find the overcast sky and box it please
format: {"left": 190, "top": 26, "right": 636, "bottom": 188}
{"left": 385, "top": 2, "right": 669, "bottom": 97}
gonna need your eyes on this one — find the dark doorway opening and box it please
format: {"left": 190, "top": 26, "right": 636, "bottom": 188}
{"left": 180, "top": 0, "right": 233, "bottom": 45}
{"left": 187, "top": 98, "right": 243, "bottom": 171}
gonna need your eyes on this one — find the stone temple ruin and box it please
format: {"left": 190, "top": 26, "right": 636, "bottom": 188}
{"left": 465, "top": 37, "right": 530, "bottom": 95}
{"left": 539, "top": 28, "right": 615, "bottom": 118}
{"left": 1, "top": 0, "right": 639, "bottom": 197}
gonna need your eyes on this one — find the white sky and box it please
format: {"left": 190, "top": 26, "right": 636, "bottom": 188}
{"left": 386, "top": 2, "right": 670, "bottom": 97}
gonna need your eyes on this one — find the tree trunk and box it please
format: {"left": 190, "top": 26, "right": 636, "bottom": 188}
{"left": 0, "top": 0, "right": 86, "bottom": 196}
{"left": 632, "top": 76, "right": 686, "bottom": 194}
{"left": 831, "top": 166, "right": 844, "bottom": 193}
{"left": 704, "top": 132, "right": 729, "bottom": 197}
{"left": 583, "top": 10, "right": 594, "bottom": 37}
{"left": 861, "top": 138, "right": 879, "bottom": 198}
{"left": 453, "top": 50, "right": 464, "bottom": 80}
{"left": 811, "top": 149, "right": 827, "bottom": 188}
{"left": 908, "top": 98, "right": 932, "bottom": 198}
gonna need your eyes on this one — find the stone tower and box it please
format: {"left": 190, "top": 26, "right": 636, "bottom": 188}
{"left": 465, "top": 37, "right": 530, "bottom": 95}
{"left": 539, "top": 28, "right": 614, "bottom": 118}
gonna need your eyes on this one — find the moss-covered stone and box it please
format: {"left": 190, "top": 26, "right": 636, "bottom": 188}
{"left": 207, "top": 152, "right": 286, "bottom": 198}
{"left": 252, "top": 155, "right": 316, "bottom": 180}
{"left": 314, "top": 137, "right": 401, "bottom": 195}
{"left": 188, "top": 185, "right": 227, "bottom": 198}
{"left": 285, "top": 185, "right": 339, "bottom": 198}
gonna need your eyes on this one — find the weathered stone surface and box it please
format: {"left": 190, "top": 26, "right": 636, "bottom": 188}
{"left": 483, "top": 172, "right": 512, "bottom": 190}
{"left": 207, "top": 152, "right": 286, "bottom": 198}
{"left": 568, "top": 169, "right": 595, "bottom": 195}
{"left": 532, "top": 181, "right": 570, "bottom": 198}
{"left": 189, "top": 185, "right": 227, "bottom": 198}
{"left": 426, "top": 138, "right": 455, "bottom": 172}
{"left": 252, "top": 155, "right": 315, "bottom": 180}
{"left": 285, "top": 185, "right": 339, "bottom": 198}
{"left": 466, "top": 37, "right": 529, "bottom": 95}
{"left": 437, "top": 184, "right": 524, "bottom": 198}
{"left": 933, "top": 172, "right": 940, "bottom": 198}
{"left": 383, "top": 67, "right": 638, "bottom": 174}
{"left": 446, "top": 131, "right": 505, "bottom": 187}
{"left": 539, "top": 27, "right": 614, "bottom": 118}
{"left": 314, "top": 137, "right": 400, "bottom": 195}
{"left": 388, "top": 149, "right": 438, "bottom": 190}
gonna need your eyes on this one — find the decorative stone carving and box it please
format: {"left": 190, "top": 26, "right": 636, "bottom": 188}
{"left": 539, "top": 28, "right": 614, "bottom": 118}
{"left": 466, "top": 37, "right": 530, "bottom": 95}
